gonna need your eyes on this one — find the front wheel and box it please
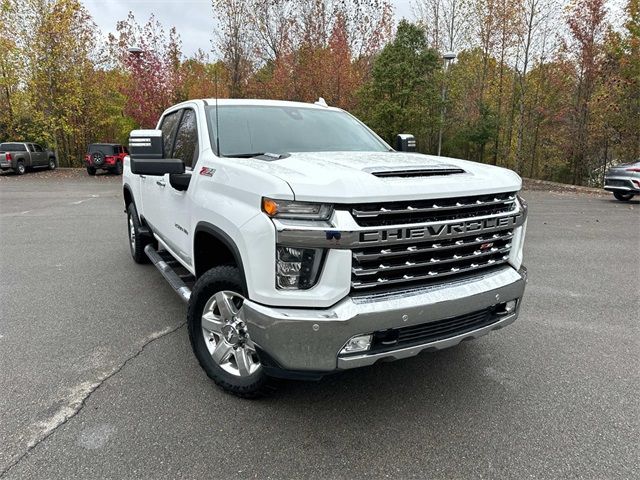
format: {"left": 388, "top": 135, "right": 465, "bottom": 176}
{"left": 48, "top": 158, "right": 56, "bottom": 170}
{"left": 188, "top": 266, "right": 276, "bottom": 398}
{"left": 613, "top": 192, "right": 634, "bottom": 201}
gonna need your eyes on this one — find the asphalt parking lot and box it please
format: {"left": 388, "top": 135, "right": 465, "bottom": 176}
{"left": 0, "top": 169, "right": 638, "bottom": 479}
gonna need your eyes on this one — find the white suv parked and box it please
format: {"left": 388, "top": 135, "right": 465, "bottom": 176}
{"left": 123, "top": 99, "right": 528, "bottom": 397}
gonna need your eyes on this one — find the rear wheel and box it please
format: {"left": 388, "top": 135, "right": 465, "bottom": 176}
{"left": 613, "top": 192, "right": 634, "bottom": 201}
{"left": 113, "top": 161, "right": 123, "bottom": 175}
{"left": 188, "top": 266, "right": 276, "bottom": 398}
{"left": 87, "top": 166, "right": 96, "bottom": 176}
{"left": 127, "top": 203, "right": 151, "bottom": 264}
{"left": 15, "top": 162, "right": 25, "bottom": 175}
{"left": 48, "top": 158, "right": 56, "bottom": 170}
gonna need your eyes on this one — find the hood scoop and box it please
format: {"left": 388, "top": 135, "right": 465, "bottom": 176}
{"left": 366, "top": 164, "right": 466, "bottom": 178}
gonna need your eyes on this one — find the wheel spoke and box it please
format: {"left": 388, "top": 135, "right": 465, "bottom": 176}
{"left": 214, "top": 291, "right": 238, "bottom": 320}
{"left": 211, "top": 340, "right": 233, "bottom": 364}
{"left": 234, "top": 348, "right": 253, "bottom": 376}
{"left": 201, "top": 311, "right": 223, "bottom": 334}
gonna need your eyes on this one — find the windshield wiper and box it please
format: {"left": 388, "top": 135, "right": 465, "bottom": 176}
{"left": 224, "top": 152, "right": 286, "bottom": 160}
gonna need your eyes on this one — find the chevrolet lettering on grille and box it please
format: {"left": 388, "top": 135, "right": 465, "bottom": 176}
{"left": 359, "top": 212, "right": 523, "bottom": 244}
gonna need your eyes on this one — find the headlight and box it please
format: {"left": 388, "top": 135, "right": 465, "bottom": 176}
{"left": 262, "top": 198, "right": 333, "bottom": 221}
{"left": 276, "top": 247, "right": 324, "bottom": 289}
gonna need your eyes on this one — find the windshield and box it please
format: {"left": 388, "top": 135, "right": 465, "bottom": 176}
{"left": 205, "top": 105, "right": 389, "bottom": 157}
{"left": 0, "top": 143, "right": 26, "bottom": 152}
{"left": 89, "top": 144, "right": 119, "bottom": 155}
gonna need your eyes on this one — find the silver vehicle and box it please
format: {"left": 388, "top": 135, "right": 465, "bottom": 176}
{"left": 604, "top": 160, "right": 640, "bottom": 201}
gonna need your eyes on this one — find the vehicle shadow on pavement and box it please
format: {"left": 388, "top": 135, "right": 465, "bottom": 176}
{"left": 272, "top": 341, "right": 502, "bottom": 407}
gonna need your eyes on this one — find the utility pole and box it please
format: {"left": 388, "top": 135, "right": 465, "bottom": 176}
{"left": 437, "top": 51, "right": 456, "bottom": 157}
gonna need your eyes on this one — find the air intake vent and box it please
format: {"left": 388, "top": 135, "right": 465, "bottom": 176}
{"left": 368, "top": 166, "right": 465, "bottom": 178}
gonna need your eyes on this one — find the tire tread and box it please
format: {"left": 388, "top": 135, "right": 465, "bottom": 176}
{"left": 187, "top": 266, "right": 277, "bottom": 398}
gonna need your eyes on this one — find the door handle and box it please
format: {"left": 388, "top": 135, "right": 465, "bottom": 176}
{"left": 140, "top": 175, "right": 146, "bottom": 179}
{"left": 156, "top": 180, "right": 166, "bottom": 187}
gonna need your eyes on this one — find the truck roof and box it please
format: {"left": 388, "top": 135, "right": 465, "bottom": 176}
{"left": 170, "top": 98, "right": 342, "bottom": 112}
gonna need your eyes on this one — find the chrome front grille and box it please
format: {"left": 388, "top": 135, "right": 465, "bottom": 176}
{"left": 350, "top": 192, "right": 519, "bottom": 292}
{"left": 350, "top": 192, "right": 517, "bottom": 227}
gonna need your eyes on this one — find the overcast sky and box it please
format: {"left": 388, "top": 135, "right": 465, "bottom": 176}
{"left": 82, "top": 0, "right": 416, "bottom": 57}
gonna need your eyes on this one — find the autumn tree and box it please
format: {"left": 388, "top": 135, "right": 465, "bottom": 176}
{"left": 414, "top": 0, "right": 472, "bottom": 52}
{"left": 0, "top": 0, "right": 19, "bottom": 137}
{"left": 27, "top": 0, "right": 110, "bottom": 165}
{"left": 563, "top": 0, "right": 608, "bottom": 184}
{"left": 108, "top": 12, "right": 184, "bottom": 128}
{"left": 241, "top": 0, "right": 392, "bottom": 107}
{"left": 212, "top": 0, "right": 254, "bottom": 97}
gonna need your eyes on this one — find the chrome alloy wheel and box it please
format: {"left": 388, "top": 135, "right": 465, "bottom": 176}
{"left": 128, "top": 216, "right": 136, "bottom": 251}
{"left": 201, "top": 291, "right": 261, "bottom": 377}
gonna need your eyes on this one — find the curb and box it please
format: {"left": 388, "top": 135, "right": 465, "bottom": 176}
{"left": 523, "top": 178, "right": 607, "bottom": 195}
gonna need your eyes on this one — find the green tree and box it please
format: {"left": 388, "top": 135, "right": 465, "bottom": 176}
{"left": 356, "top": 20, "right": 440, "bottom": 150}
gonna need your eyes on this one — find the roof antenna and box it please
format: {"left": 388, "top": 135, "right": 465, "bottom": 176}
{"left": 315, "top": 97, "right": 328, "bottom": 107}
{"left": 214, "top": 69, "right": 221, "bottom": 157}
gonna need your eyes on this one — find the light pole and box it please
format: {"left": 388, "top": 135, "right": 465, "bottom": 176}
{"left": 437, "top": 51, "right": 456, "bottom": 157}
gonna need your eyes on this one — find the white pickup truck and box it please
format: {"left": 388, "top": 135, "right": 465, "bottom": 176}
{"left": 123, "top": 99, "right": 528, "bottom": 397}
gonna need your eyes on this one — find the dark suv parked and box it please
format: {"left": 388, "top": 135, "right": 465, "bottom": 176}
{"left": 84, "top": 144, "right": 128, "bottom": 175}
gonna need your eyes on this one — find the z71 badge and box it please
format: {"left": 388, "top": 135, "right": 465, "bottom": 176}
{"left": 199, "top": 167, "right": 216, "bottom": 177}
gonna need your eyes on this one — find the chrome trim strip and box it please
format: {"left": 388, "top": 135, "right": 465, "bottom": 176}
{"left": 353, "top": 231, "right": 514, "bottom": 261}
{"left": 275, "top": 206, "right": 527, "bottom": 249}
{"left": 352, "top": 246, "right": 511, "bottom": 276}
{"left": 351, "top": 258, "right": 510, "bottom": 290}
{"left": 352, "top": 195, "right": 515, "bottom": 218}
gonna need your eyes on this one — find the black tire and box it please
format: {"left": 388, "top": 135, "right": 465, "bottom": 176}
{"left": 87, "top": 166, "right": 96, "bottom": 176}
{"left": 113, "top": 161, "right": 123, "bottom": 175}
{"left": 48, "top": 158, "right": 56, "bottom": 170}
{"left": 15, "top": 161, "right": 25, "bottom": 175}
{"left": 188, "top": 266, "right": 277, "bottom": 398}
{"left": 127, "top": 203, "right": 151, "bottom": 264}
{"left": 613, "top": 192, "right": 634, "bottom": 201}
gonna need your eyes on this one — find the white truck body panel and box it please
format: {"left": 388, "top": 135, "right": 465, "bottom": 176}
{"left": 123, "top": 98, "right": 528, "bottom": 379}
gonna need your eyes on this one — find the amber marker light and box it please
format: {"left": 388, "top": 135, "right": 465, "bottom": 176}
{"left": 262, "top": 198, "right": 279, "bottom": 217}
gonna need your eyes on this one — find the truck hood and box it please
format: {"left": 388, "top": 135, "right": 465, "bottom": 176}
{"left": 238, "top": 151, "right": 522, "bottom": 203}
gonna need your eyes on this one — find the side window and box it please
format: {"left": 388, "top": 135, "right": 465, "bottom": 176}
{"left": 33, "top": 144, "right": 43, "bottom": 152}
{"left": 27, "top": 144, "right": 35, "bottom": 152}
{"left": 159, "top": 111, "right": 181, "bottom": 157}
{"left": 172, "top": 109, "right": 198, "bottom": 169}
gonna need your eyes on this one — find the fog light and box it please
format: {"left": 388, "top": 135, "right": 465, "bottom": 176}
{"left": 340, "top": 334, "right": 372, "bottom": 354}
{"left": 498, "top": 300, "right": 517, "bottom": 315}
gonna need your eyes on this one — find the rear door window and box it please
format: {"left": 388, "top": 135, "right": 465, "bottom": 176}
{"left": 33, "top": 144, "right": 43, "bottom": 152}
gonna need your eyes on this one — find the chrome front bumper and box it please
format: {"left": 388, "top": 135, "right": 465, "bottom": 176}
{"left": 243, "top": 265, "right": 527, "bottom": 374}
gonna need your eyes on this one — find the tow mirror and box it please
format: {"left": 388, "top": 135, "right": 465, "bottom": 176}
{"left": 128, "top": 129, "right": 184, "bottom": 176}
{"left": 395, "top": 134, "right": 416, "bottom": 152}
